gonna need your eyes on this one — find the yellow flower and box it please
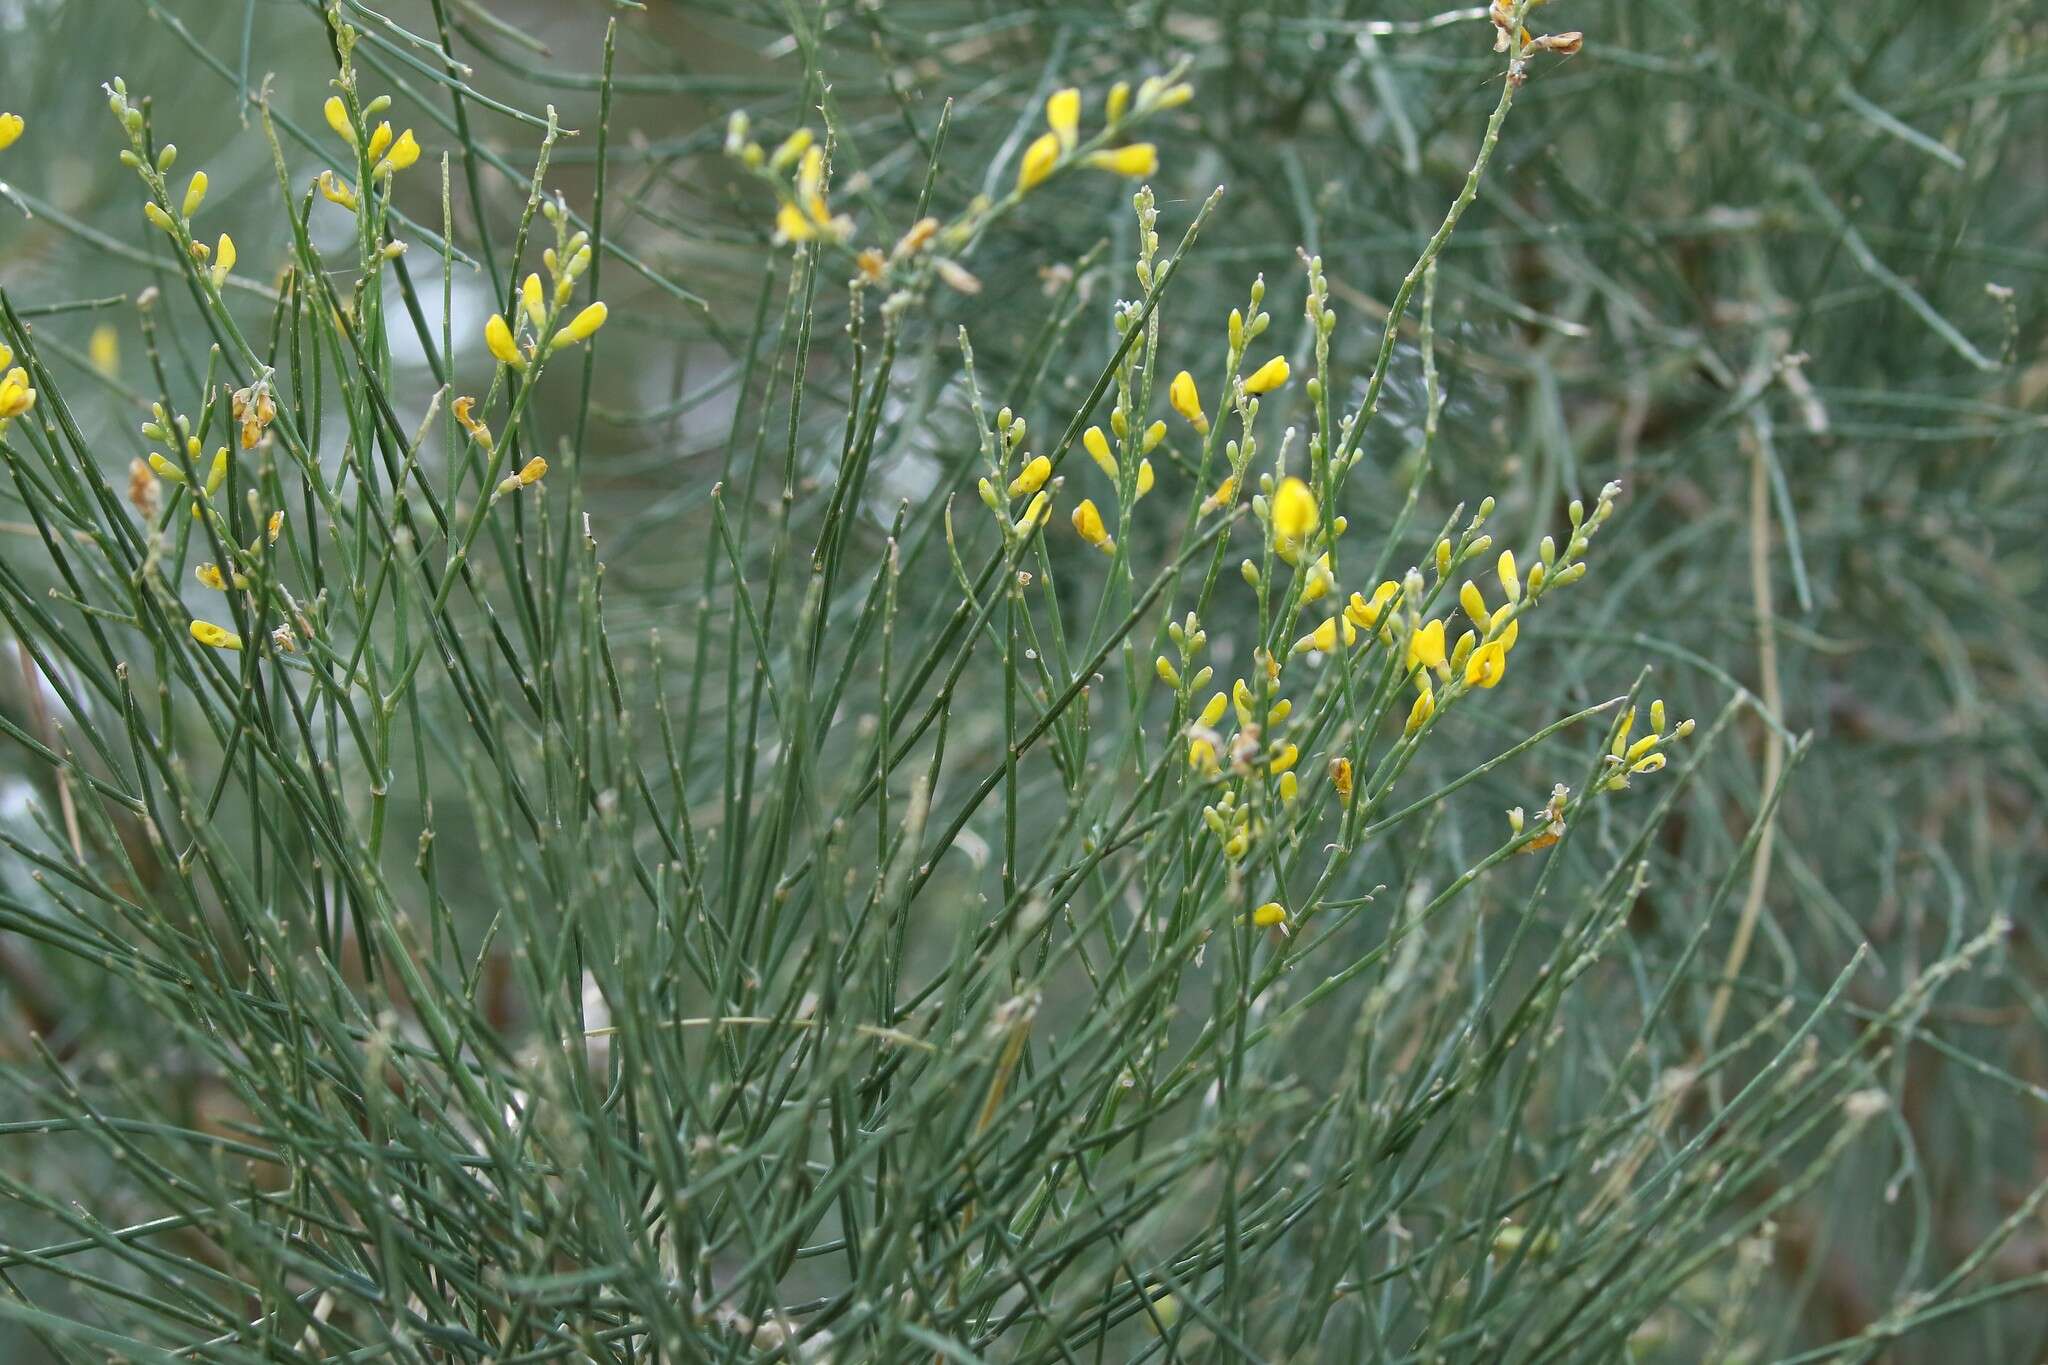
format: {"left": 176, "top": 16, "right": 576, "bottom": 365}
{"left": 181, "top": 171, "right": 208, "bottom": 220}
{"left": 776, "top": 145, "right": 852, "bottom": 243}
{"left": 1460, "top": 581, "right": 1490, "bottom": 630}
{"left": 143, "top": 201, "right": 176, "bottom": 234}
{"left": 1198, "top": 692, "right": 1228, "bottom": 728}
{"left": 1142, "top": 420, "right": 1166, "bottom": 453}
{"left": 1071, "top": 498, "right": 1114, "bottom": 553}
{"left": 189, "top": 619, "right": 242, "bottom": 651}
{"left": 1018, "top": 131, "right": 1061, "bottom": 192}
{"left": 1169, "top": 370, "right": 1209, "bottom": 434}
{"left": 1405, "top": 680, "right": 1435, "bottom": 735}
{"left": 89, "top": 325, "right": 119, "bottom": 376}
{"left": 1083, "top": 425, "right": 1118, "bottom": 478}
{"left": 1007, "top": 455, "right": 1051, "bottom": 499}
{"left": 1463, "top": 639, "right": 1508, "bottom": 689}
{"left": 550, "top": 301, "right": 609, "bottom": 351}
{"left": 1406, "top": 618, "right": 1445, "bottom": 672}
{"left": 1243, "top": 355, "right": 1291, "bottom": 395}
{"left": 1046, "top": 87, "right": 1081, "bottom": 152}
{"left": 497, "top": 456, "right": 548, "bottom": 495}
{"left": 365, "top": 122, "right": 394, "bottom": 165}
{"left": 1499, "top": 548, "right": 1521, "bottom": 601}
{"left": 522, "top": 274, "right": 547, "bottom": 329}
{"left": 1267, "top": 742, "right": 1298, "bottom": 775}
{"left": 209, "top": 233, "right": 235, "bottom": 288}
{"left": 1201, "top": 476, "right": 1236, "bottom": 515}
{"left": 1106, "top": 82, "right": 1131, "bottom": 124}
{"left": 0, "top": 113, "right": 24, "bottom": 152}
{"left": 1252, "top": 902, "right": 1287, "bottom": 928}
{"left": 374, "top": 128, "right": 420, "bottom": 177}
{"left": 1270, "top": 476, "right": 1318, "bottom": 563}
{"left": 0, "top": 367, "right": 36, "bottom": 422}
{"left": 1134, "top": 459, "right": 1155, "bottom": 500}
{"left": 1019, "top": 490, "right": 1052, "bottom": 531}
{"left": 1189, "top": 736, "right": 1218, "bottom": 772}
{"left": 1330, "top": 756, "right": 1353, "bottom": 802}
{"left": 768, "top": 128, "right": 814, "bottom": 172}
{"left": 317, "top": 170, "right": 359, "bottom": 212}
{"left": 322, "top": 96, "right": 354, "bottom": 145}
{"left": 1086, "top": 143, "right": 1158, "bottom": 178}
{"left": 485, "top": 314, "right": 524, "bottom": 368}
{"left": 1293, "top": 616, "right": 1339, "bottom": 656}
{"left": 1301, "top": 553, "right": 1334, "bottom": 603}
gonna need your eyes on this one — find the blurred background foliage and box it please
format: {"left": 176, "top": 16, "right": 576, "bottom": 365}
{"left": 0, "top": 0, "right": 2044, "bottom": 1359}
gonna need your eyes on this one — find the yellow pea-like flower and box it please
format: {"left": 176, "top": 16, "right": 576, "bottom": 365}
{"left": 1071, "top": 498, "right": 1114, "bottom": 553}
{"left": 322, "top": 96, "right": 354, "bottom": 145}
{"left": 365, "top": 121, "right": 393, "bottom": 165}
{"left": 1347, "top": 581, "right": 1398, "bottom": 630}
{"left": 1463, "top": 639, "right": 1508, "bottom": 689}
{"left": 1302, "top": 553, "right": 1334, "bottom": 603}
{"left": 1169, "top": 370, "right": 1208, "bottom": 434}
{"left": 1407, "top": 618, "right": 1446, "bottom": 672}
{"left": 0, "top": 113, "right": 24, "bottom": 152}
{"left": 1625, "top": 733, "right": 1661, "bottom": 763}
{"left": 1293, "top": 616, "right": 1338, "bottom": 656}
{"left": 1134, "top": 459, "right": 1155, "bottom": 500}
{"left": 550, "top": 301, "right": 609, "bottom": 351}
{"left": 1268, "top": 742, "right": 1298, "bottom": 776}
{"left": 1007, "top": 455, "right": 1052, "bottom": 499}
{"left": 1198, "top": 692, "right": 1228, "bottom": 728}
{"left": 1405, "top": 680, "right": 1436, "bottom": 735}
{"left": 1082, "top": 425, "right": 1118, "bottom": 478}
{"left": 1085, "top": 143, "right": 1158, "bottom": 178}
{"left": 1189, "top": 736, "right": 1218, "bottom": 772}
{"left": 522, "top": 273, "right": 547, "bottom": 329}
{"left": 1046, "top": 87, "right": 1081, "bottom": 152}
{"left": 374, "top": 129, "right": 420, "bottom": 177}
{"left": 1018, "top": 131, "right": 1061, "bottom": 191}
{"left": 317, "top": 170, "right": 358, "bottom": 212}
{"left": 1252, "top": 902, "right": 1287, "bottom": 928}
{"left": 1270, "top": 476, "right": 1318, "bottom": 563}
{"left": 1243, "top": 356, "right": 1291, "bottom": 395}
{"left": 189, "top": 619, "right": 242, "bottom": 651}
{"left": 485, "top": 314, "right": 524, "bottom": 368}
{"left": 0, "top": 367, "right": 35, "bottom": 422}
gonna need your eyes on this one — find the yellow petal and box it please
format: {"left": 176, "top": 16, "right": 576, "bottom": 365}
{"left": 1046, "top": 87, "right": 1081, "bottom": 151}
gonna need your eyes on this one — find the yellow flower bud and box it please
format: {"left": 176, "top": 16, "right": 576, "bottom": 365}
{"left": 1105, "top": 82, "right": 1131, "bottom": 124}
{"left": 143, "top": 201, "right": 176, "bottom": 234}
{"left": 0, "top": 113, "right": 23, "bottom": 152}
{"left": 1268, "top": 742, "right": 1298, "bottom": 775}
{"left": 1155, "top": 655, "right": 1181, "bottom": 688}
{"left": 1020, "top": 490, "right": 1051, "bottom": 531}
{"left": 1252, "top": 901, "right": 1287, "bottom": 927}
{"left": 1086, "top": 143, "right": 1158, "bottom": 177}
{"left": 323, "top": 96, "right": 354, "bottom": 145}
{"left": 1244, "top": 356, "right": 1290, "bottom": 394}
{"left": 523, "top": 273, "right": 546, "bottom": 329}
{"left": 1134, "top": 459, "right": 1155, "bottom": 500}
{"left": 485, "top": 314, "right": 523, "bottom": 368}
{"left": 1189, "top": 737, "right": 1218, "bottom": 772}
{"left": 551, "top": 301, "right": 609, "bottom": 350}
{"left": 365, "top": 122, "right": 393, "bottom": 165}
{"left": 210, "top": 233, "right": 235, "bottom": 288}
{"left": 1142, "top": 420, "right": 1166, "bottom": 454}
{"left": 1405, "top": 681, "right": 1435, "bottom": 735}
{"left": 1046, "top": 87, "right": 1081, "bottom": 151}
{"left": 1071, "top": 498, "right": 1113, "bottom": 553}
{"left": 1007, "top": 455, "right": 1051, "bottom": 499}
{"left": 1499, "top": 548, "right": 1521, "bottom": 601}
{"left": 1201, "top": 476, "right": 1236, "bottom": 515}
{"left": 1460, "top": 581, "right": 1490, "bottom": 630}
{"left": 190, "top": 619, "right": 242, "bottom": 651}
{"left": 1198, "top": 692, "right": 1228, "bottom": 728}
{"left": 1650, "top": 699, "right": 1667, "bottom": 734}
{"left": 1018, "top": 131, "right": 1061, "bottom": 191}
{"left": 1169, "top": 370, "right": 1208, "bottom": 433}
{"left": 182, "top": 171, "right": 208, "bottom": 220}
{"left": 1082, "top": 425, "right": 1118, "bottom": 479}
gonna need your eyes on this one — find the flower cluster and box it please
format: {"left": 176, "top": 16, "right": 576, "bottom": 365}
{"left": 483, "top": 197, "right": 608, "bottom": 371}
{"left": 105, "top": 79, "right": 237, "bottom": 290}
{"left": 1015, "top": 76, "right": 1184, "bottom": 193}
